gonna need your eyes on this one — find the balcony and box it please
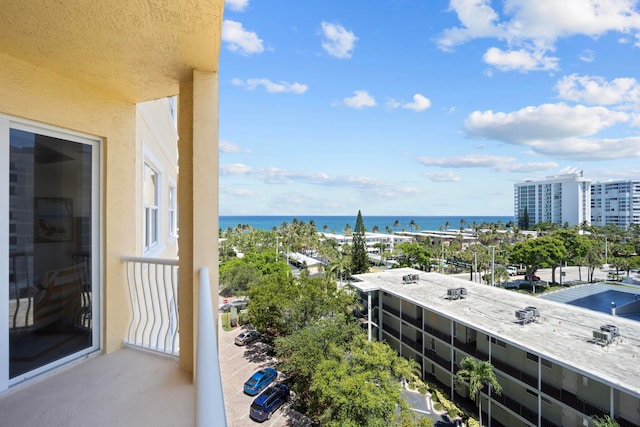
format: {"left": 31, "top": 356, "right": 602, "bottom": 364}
{"left": 0, "top": 347, "right": 194, "bottom": 425}
{"left": 0, "top": 257, "right": 225, "bottom": 427}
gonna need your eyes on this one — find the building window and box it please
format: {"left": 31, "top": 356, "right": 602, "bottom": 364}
{"left": 541, "top": 358, "right": 552, "bottom": 369}
{"left": 526, "top": 352, "right": 538, "bottom": 362}
{"left": 168, "top": 184, "right": 176, "bottom": 238}
{"left": 144, "top": 162, "right": 159, "bottom": 252}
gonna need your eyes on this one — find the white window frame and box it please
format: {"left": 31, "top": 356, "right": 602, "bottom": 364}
{"left": 168, "top": 180, "right": 177, "bottom": 240}
{"left": 143, "top": 160, "right": 161, "bottom": 253}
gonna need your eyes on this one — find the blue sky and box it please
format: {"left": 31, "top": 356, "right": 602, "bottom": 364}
{"left": 219, "top": 0, "right": 640, "bottom": 216}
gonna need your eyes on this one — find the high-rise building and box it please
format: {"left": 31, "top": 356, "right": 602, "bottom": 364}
{"left": 514, "top": 167, "right": 591, "bottom": 228}
{"left": 591, "top": 180, "right": 640, "bottom": 229}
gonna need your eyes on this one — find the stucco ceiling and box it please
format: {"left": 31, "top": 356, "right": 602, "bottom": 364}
{"left": 0, "top": 0, "right": 224, "bottom": 102}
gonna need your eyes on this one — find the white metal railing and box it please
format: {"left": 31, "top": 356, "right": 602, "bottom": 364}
{"left": 122, "top": 256, "right": 179, "bottom": 355}
{"left": 196, "top": 267, "right": 227, "bottom": 427}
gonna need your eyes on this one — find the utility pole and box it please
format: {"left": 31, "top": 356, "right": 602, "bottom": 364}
{"left": 474, "top": 251, "right": 478, "bottom": 283}
{"left": 491, "top": 246, "right": 495, "bottom": 286}
{"left": 275, "top": 236, "right": 279, "bottom": 261}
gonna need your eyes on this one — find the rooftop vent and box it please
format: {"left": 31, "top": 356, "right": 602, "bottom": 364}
{"left": 402, "top": 274, "right": 419, "bottom": 284}
{"left": 593, "top": 324, "right": 620, "bottom": 346}
{"left": 515, "top": 306, "right": 539, "bottom": 325}
{"left": 447, "top": 287, "right": 467, "bottom": 300}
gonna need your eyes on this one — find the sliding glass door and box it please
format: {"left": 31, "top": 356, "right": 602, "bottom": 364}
{"left": 1, "top": 117, "right": 100, "bottom": 388}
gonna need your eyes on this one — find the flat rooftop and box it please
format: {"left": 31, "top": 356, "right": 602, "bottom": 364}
{"left": 351, "top": 268, "right": 640, "bottom": 398}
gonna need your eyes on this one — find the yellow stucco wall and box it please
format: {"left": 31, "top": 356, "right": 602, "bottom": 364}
{"left": 136, "top": 99, "right": 179, "bottom": 259}
{"left": 177, "top": 71, "right": 220, "bottom": 375}
{"left": 0, "top": 51, "right": 138, "bottom": 353}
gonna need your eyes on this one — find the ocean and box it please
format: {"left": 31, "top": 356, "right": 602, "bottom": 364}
{"left": 219, "top": 215, "right": 514, "bottom": 233}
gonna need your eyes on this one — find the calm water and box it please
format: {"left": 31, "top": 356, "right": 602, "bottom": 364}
{"left": 568, "top": 290, "right": 640, "bottom": 321}
{"left": 219, "top": 215, "right": 514, "bottom": 233}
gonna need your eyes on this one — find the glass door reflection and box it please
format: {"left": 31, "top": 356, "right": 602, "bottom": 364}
{"left": 9, "top": 128, "right": 93, "bottom": 378}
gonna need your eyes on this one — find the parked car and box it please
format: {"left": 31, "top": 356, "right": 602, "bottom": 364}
{"left": 249, "top": 383, "right": 290, "bottom": 422}
{"left": 525, "top": 274, "right": 540, "bottom": 281}
{"left": 506, "top": 266, "right": 518, "bottom": 276}
{"left": 244, "top": 367, "right": 278, "bottom": 396}
{"left": 235, "top": 330, "right": 260, "bottom": 346}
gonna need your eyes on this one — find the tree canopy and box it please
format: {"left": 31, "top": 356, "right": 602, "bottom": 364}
{"left": 351, "top": 210, "right": 369, "bottom": 274}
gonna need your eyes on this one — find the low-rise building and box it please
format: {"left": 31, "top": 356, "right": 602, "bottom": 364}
{"left": 351, "top": 268, "right": 640, "bottom": 427}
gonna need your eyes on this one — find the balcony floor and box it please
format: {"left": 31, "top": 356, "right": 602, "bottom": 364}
{"left": 0, "top": 347, "right": 194, "bottom": 427}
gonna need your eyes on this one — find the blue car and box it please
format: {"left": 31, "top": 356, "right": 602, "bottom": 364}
{"left": 243, "top": 367, "right": 278, "bottom": 396}
{"left": 249, "top": 383, "right": 290, "bottom": 422}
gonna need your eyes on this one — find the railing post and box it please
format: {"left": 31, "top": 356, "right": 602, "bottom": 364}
{"left": 196, "top": 267, "right": 226, "bottom": 427}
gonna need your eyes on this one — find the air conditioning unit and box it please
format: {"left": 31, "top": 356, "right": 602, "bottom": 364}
{"left": 600, "top": 324, "right": 619, "bottom": 338}
{"left": 593, "top": 329, "right": 612, "bottom": 345}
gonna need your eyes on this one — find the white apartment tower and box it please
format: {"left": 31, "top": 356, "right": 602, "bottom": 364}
{"left": 514, "top": 167, "right": 591, "bottom": 228}
{"left": 591, "top": 180, "right": 640, "bottom": 229}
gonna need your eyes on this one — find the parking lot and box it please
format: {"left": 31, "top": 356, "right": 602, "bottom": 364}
{"left": 219, "top": 320, "right": 314, "bottom": 427}
{"left": 218, "top": 322, "right": 285, "bottom": 427}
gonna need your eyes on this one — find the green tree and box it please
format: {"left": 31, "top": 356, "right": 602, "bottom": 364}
{"left": 518, "top": 206, "right": 530, "bottom": 230}
{"left": 509, "top": 236, "right": 567, "bottom": 285}
{"left": 454, "top": 357, "right": 502, "bottom": 427}
{"left": 218, "top": 262, "right": 262, "bottom": 297}
{"left": 351, "top": 210, "right": 369, "bottom": 274}
{"left": 247, "top": 274, "right": 298, "bottom": 336}
{"left": 396, "top": 242, "right": 431, "bottom": 271}
{"left": 307, "top": 334, "right": 418, "bottom": 427}
{"left": 593, "top": 415, "right": 620, "bottom": 427}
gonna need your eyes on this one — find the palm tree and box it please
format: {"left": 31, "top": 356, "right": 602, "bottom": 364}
{"left": 327, "top": 252, "right": 351, "bottom": 286}
{"left": 393, "top": 219, "right": 401, "bottom": 232}
{"left": 385, "top": 225, "right": 392, "bottom": 234}
{"left": 343, "top": 223, "right": 352, "bottom": 235}
{"left": 455, "top": 357, "right": 502, "bottom": 427}
{"left": 444, "top": 220, "right": 450, "bottom": 231}
{"left": 372, "top": 225, "right": 380, "bottom": 233}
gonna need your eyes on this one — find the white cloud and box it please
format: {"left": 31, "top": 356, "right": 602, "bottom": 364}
{"left": 437, "top": 0, "right": 640, "bottom": 70}
{"left": 321, "top": 22, "right": 358, "bottom": 59}
{"left": 220, "top": 163, "right": 254, "bottom": 175}
{"left": 464, "top": 103, "right": 640, "bottom": 160}
{"left": 402, "top": 94, "right": 432, "bottom": 112}
{"left": 437, "top": 0, "right": 505, "bottom": 51}
{"left": 225, "top": 188, "right": 256, "bottom": 196}
{"left": 423, "top": 172, "right": 462, "bottom": 182}
{"left": 219, "top": 140, "right": 252, "bottom": 153}
{"left": 483, "top": 47, "right": 558, "bottom": 72}
{"left": 465, "top": 103, "right": 629, "bottom": 142}
{"left": 225, "top": 0, "right": 249, "bottom": 12}
{"left": 232, "top": 78, "right": 308, "bottom": 94}
{"left": 219, "top": 163, "right": 422, "bottom": 198}
{"left": 555, "top": 74, "right": 640, "bottom": 107}
{"left": 417, "top": 154, "right": 558, "bottom": 172}
{"left": 419, "top": 154, "right": 516, "bottom": 168}
{"left": 342, "top": 90, "right": 376, "bottom": 109}
{"left": 579, "top": 49, "right": 595, "bottom": 63}
{"left": 222, "top": 20, "right": 264, "bottom": 55}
